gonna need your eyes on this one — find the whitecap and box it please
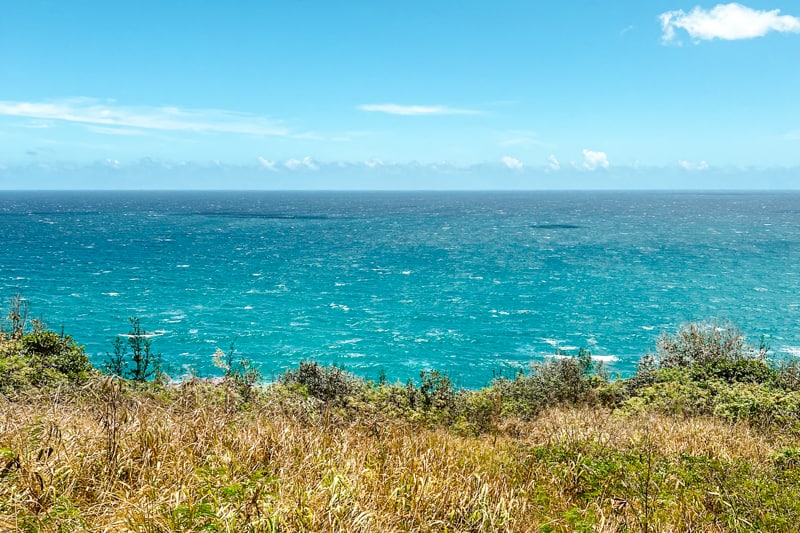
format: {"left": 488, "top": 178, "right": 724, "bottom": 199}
{"left": 336, "top": 338, "right": 362, "bottom": 345}
{"left": 243, "top": 305, "right": 254, "bottom": 310}
{"left": 118, "top": 332, "right": 163, "bottom": 339}
{"left": 541, "top": 338, "right": 562, "bottom": 347}
{"left": 591, "top": 355, "right": 619, "bottom": 362}
{"left": 103, "top": 292, "right": 120, "bottom": 297}
{"left": 177, "top": 264, "right": 190, "bottom": 268}
{"left": 188, "top": 329, "right": 199, "bottom": 334}
{"left": 641, "top": 326, "right": 655, "bottom": 331}
{"left": 782, "top": 347, "right": 800, "bottom": 358}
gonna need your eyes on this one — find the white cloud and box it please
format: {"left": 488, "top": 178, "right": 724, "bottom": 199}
{"left": 501, "top": 156, "right": 524, "bottom": 170}
{"left": 364, "top": 159, "right": 384, "bottom": 168}
{"left": 678, "top": 160, "right": 710, "bottom": 171}
{"left": 257, "top": 157, "right": 277, "bottom": 171}
{"left": 660, "top": 3, "right": 800, "bottom": 43}
{"left": 284, "top": 156, "right": 319, "bottom": 171}
{"left": 0, "top": 98, "right": 290, "bottom": 136}
{"left": 547, "top": 155, "right": 561, "bottom": 171}
{"left": 358, "top": 103, "right": 480, "bottom": 116}
{"left": 582, "top": 149, "right": 609, "bottom": 170}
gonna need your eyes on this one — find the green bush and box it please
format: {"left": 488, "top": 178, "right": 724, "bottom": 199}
{"left": 491, "top": 349, "right": 603, "bottom": 420}
{"left": 656, "top": 321, "right": 767, "bottom": 369}
{"left": 279, "top": 361, "right": 365, "bottom": 404}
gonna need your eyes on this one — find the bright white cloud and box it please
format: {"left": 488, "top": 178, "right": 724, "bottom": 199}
{"left": 660, "top": 3, "right": 800, "bottom": 43}
{"left": 284, "top": 156, "right": 319, "bottom": 171}
{"left": 678, "top": 160, "right": 710, "bottom": 171}
{"left": 547, "top": 155, "right": 561, "bottom": 171}
{"left": 257, "top": 157, "right": 277, "bottom": 171}
{"left": 358, "top": 104, "right": 480, "bottom": 116}
{"left": 501, "top": 156, "right": 524, "bottom": 170}
{"left": 0, "top": 98, "right": 290, "bottom": 136}
{"left": 582, "top": 149, "right": 609, "bottom": 170}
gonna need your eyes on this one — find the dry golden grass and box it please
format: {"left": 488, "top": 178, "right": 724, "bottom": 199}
{"left": 1, "top": 379, "right": 798, "bottom": 532}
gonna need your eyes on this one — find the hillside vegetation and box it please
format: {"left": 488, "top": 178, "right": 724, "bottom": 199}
{"left": 3, "top": 298, "right": 800, "bottom": 531}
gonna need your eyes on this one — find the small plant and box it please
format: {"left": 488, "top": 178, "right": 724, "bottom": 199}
{"left": 2, "top": 294, "right": 30, "bottom": 340}
{"left": 212, "top": 338, "right": 262, "bottom": 403}
{"left": 105, "top": 317, "right": 162, "bottom": 382}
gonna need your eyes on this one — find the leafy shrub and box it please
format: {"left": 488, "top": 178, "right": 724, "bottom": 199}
{"left": 19, "top": 330, "right": 92, "bottom": 382}
{"left": 656, "top": 321, "right": 766, "bottom": 369}
{"left": 690, "top": 357, "right": 776, "bottom": 384}
{"left": 0, "top": 297, "right": 93, "bottom": 392}
{"left": 279, "top": 361, "right": 364, "bottom": 404}
{"left": 418, "top": 369, "right": 456, "bottom": 412}
{"left": 492, "top": 349, "right": 603, "bottom": 419}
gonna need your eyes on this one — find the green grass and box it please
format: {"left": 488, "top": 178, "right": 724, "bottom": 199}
{"left": 3, "top": 303, "right": 800, "bottom": 531}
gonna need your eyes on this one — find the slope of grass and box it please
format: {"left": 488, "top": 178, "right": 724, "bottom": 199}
{"left": 4, "top": 303, "right": 800, "bottom": 531}
{"left": 2, "top": 380, "right": 800, "bottom": 532}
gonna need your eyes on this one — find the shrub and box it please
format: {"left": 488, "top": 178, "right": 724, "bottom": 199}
{"left": 279, "top": 361, "right": 364, "bottom": 404}
{"left": 656, "top": 321, "right": 766, "bottom": 369}
{"left": 492, "top": 349, "right": 603, "bottom": 419}
{"left": 19, "top": 329, "right": 92, "bottom": 382}
{"left": 105, "top": 317, "right": 162, "bottom": 382}
{"left": 419, "top": 369, "right": 456, "bottom": 412}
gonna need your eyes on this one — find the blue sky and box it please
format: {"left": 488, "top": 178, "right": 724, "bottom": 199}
{"left": 1, "top": 1, "right": 799, "bottom": 189}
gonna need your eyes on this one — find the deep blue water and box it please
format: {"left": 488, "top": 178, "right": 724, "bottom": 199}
{"left": 2, "top": 190, "right": 800, "bottom": 388}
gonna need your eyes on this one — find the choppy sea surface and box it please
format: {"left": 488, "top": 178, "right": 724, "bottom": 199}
{"left": 2, "top": 190, "right": 800, "bottom": 387}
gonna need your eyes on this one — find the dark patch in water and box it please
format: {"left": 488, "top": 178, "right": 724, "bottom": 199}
{"left": 530, "top": 223, "right": 582, "bottom": 229}
{"left": 196, "top": 212, "right": 330, "bottom": 220}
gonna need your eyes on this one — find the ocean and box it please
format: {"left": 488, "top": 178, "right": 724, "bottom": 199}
{"left": 2, "top": 190, "right": 799, "bottom": 388}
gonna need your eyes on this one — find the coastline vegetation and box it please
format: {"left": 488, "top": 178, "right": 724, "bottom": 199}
{"left": 3, "top": 297, "right": 800, "bottom": 531}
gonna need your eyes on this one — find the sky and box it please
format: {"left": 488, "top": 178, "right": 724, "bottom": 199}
{"left": 1, "top": 1, "right": 800, "bottom": 189}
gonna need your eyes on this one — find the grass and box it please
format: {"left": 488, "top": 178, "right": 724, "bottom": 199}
{"left": 2, "top": 379, "right": 800, "bottom": 532}
{"left": 3, "top": 304, "right": 800, "bottom": 531}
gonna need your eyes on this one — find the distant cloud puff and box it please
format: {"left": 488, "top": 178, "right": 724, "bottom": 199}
{"left": 284, "top": 156, "right": 319, "bottom": 171}
{"left": 678, "top": 160, "right": 710, "bottom": 171}
{"left": 257, "top": 157, "right": 277, "bottom": 171}
{"left": 660, "top": 3, "right": 800, "bottom": 43}
{"left": 582, "top": 149, "right": 609, "bottom": 170}
{"left": 358, "top": 104, "right": 480, "bottom": 116}
{"left": 547, "top": 155, "right": 561, "bottom": 171}
{"left": 501, "top": 156, "right": 524, "bottom": 170}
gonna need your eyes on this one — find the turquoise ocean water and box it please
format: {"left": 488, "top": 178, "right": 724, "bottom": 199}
{"left": 2, "top": 191, "right": 800, "bottom": 388}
